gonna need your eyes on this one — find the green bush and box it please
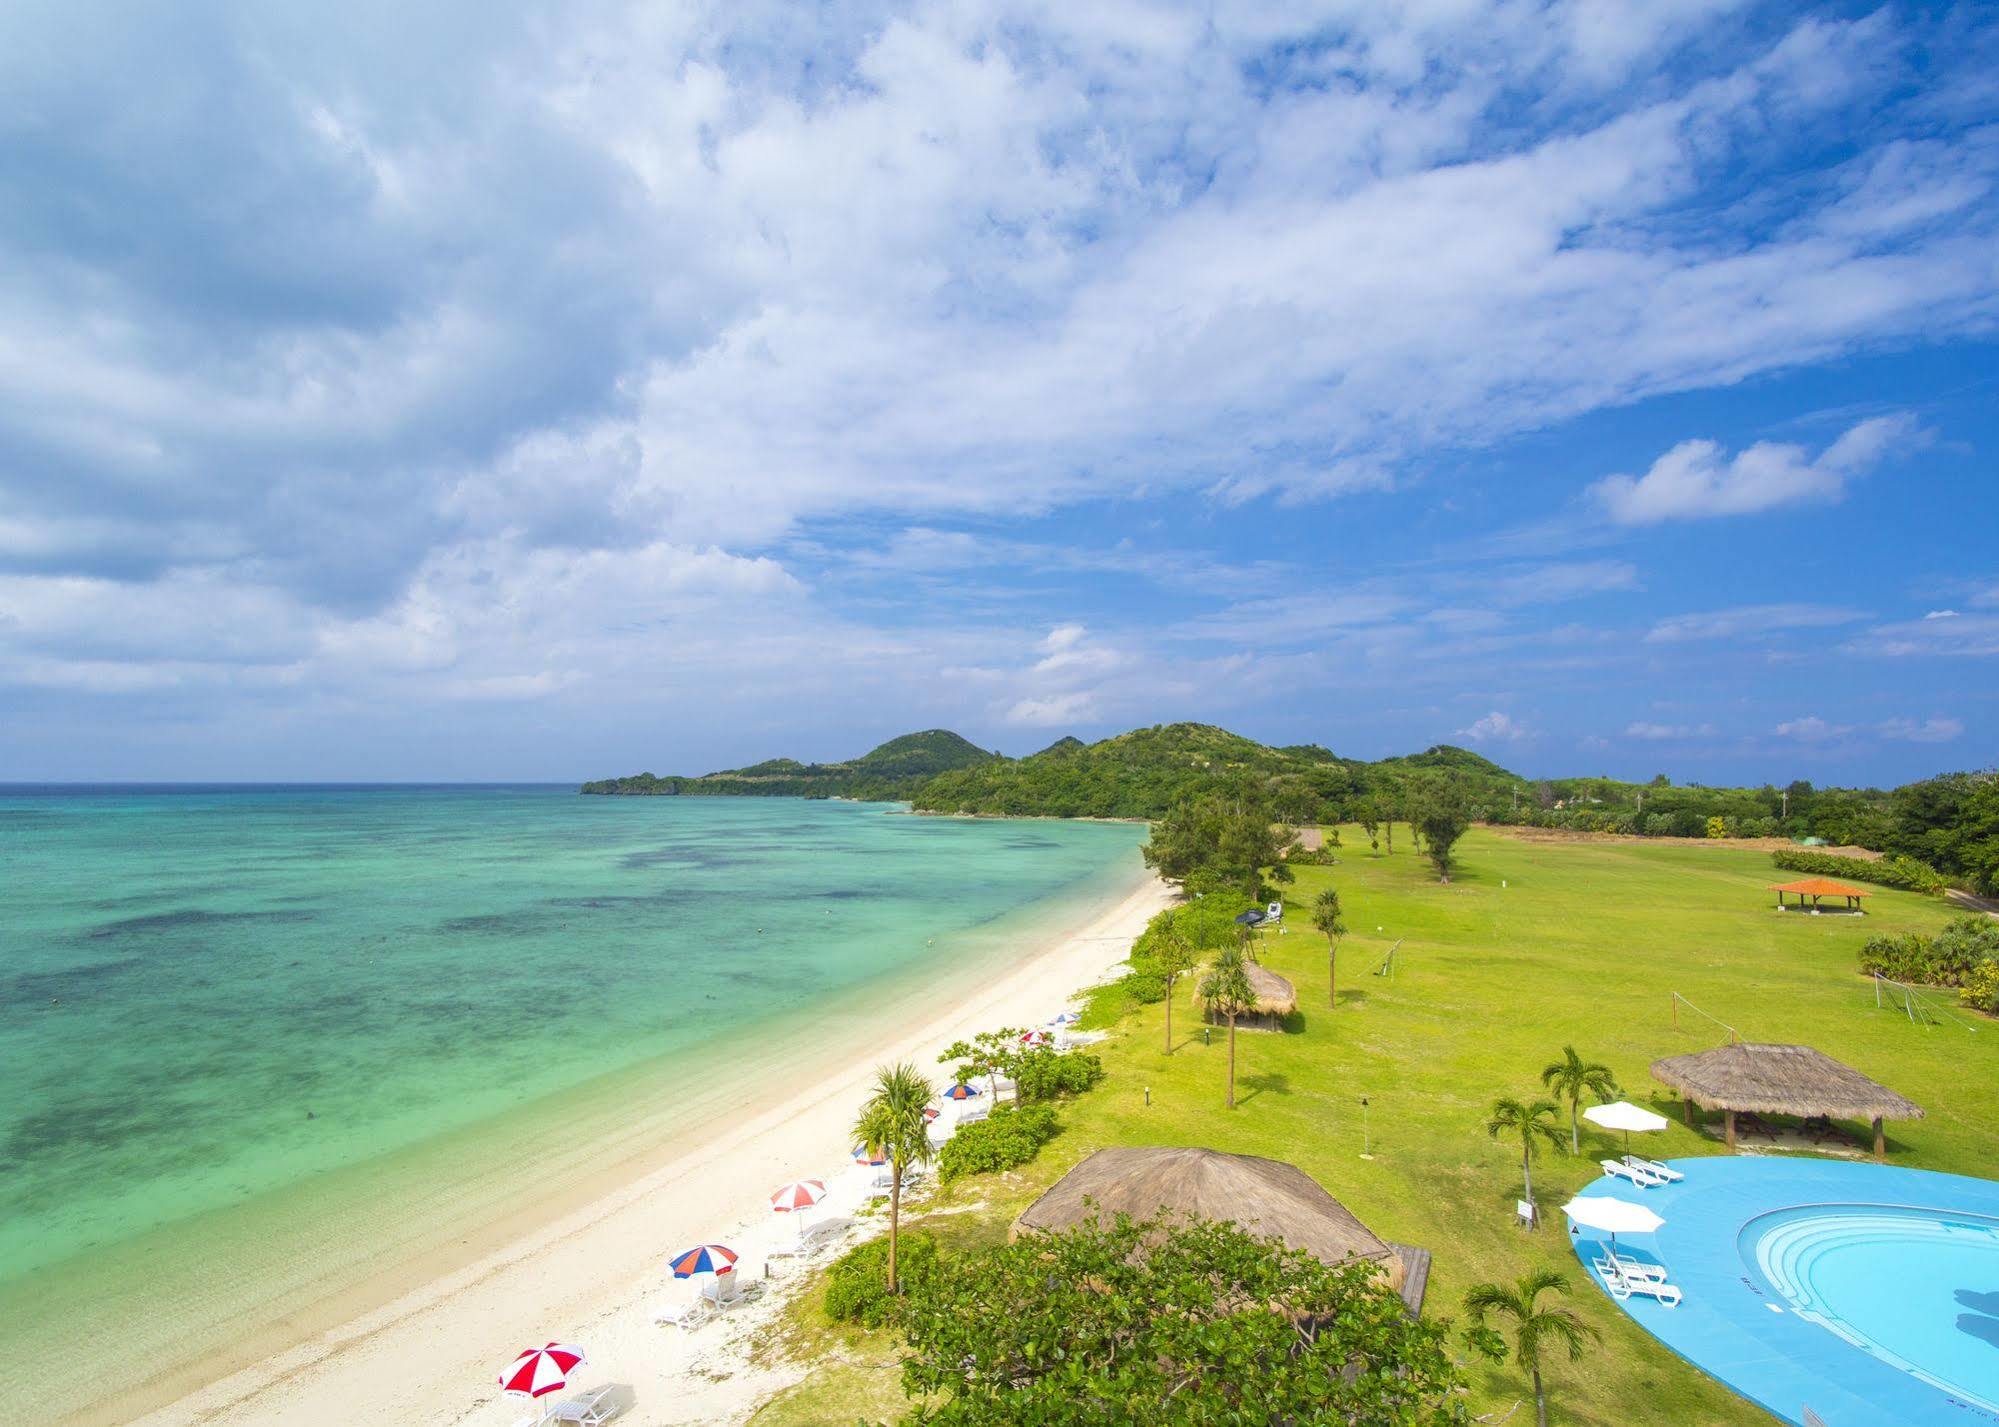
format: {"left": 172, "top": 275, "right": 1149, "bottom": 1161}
{"left": 1859, "top": 916, "right": 1999, "bottom": 987}
{"left": 938, "top": 1104, "right": 1060, "bottom": 1183}
{"left": 823, "top": 1231, "right": 940, "bottom": 1327}
{"left": 1771, "top": 848, "right": 1948, "bottom": 895}
{"left": 1013, "top": 1047, "right": 1104, "bottom": 1102}
{"left": 1961, "top": 960, "right": 1999, "bottom": 1014}
{"left": 1858, "top": 932, "right": 1938, "bottom": 984}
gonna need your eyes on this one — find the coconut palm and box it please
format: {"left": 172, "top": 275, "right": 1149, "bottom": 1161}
{"left": 1199, "top": 946, "right": 1257, "bottom": 1108}
{"left": 1311, "top": 887, "right": 1346, "bottom": 1009}
{"left": 1486, "top": 1096, "right": 1565, "bottom": 1212}
{"left": 852, "top": 1060, "right": 936, "bottom": 1294}
{"left": 1155, "top": 925, "right": 1196, "bottom": 1055}
{"left": 1463, "top": 1270, "right": 1600, "bottom": 1427}
{"left": 1540, "top": 1045, "right": 1619, "bottom": 1155}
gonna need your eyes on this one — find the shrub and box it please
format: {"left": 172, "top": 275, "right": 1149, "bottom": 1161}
{"left": 1771, "top": 848, "right": 1948, "bottom": 895}
{"left": 1932, "top": 915, "right": 1999, "bottom": 980}
{"left": 1859, "top": 917, "right": 1999, "bottom": 988}
{"left": 824, "top": 1231, "right": 940, "bottom": 1327}
{"left": 1858, "top": 932, "right": 1938, "bottom": 984}
{"left": 1013, "top": 1047, "right": 1104, "bottom": 1102}
{"left": 937, "top": 1104, "right": 1060, "bottom": 1183}
{"left": 1961, "top": 960, "right": 1999, "bottom": 1015}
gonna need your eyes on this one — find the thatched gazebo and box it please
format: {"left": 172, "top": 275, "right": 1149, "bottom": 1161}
{"left": 1770, "top": 877, "right": 1871, "bottom": 914}
{"left": 1651, "top": 1042, "right": 1923, "bottom": 1159}
{"left": 1014, "top": 1147, "right": 1416, "bottom": 1304}
{"left": 1190, "top": 959, "right": 1297, "bottom": 1027}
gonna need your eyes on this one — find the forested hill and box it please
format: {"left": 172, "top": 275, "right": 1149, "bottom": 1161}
{"left": 579, "top": 729, "right": 998, "bottom": 800}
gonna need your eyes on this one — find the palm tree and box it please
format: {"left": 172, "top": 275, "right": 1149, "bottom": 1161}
{"left": 1540, "top": 1045, "right": 1619, "bottom": 1155}
{"left": 1310, "top": 887, "right": 1346, "bottom": 1009}
{"left": 1486, "top": 1096, "right": 1565, "bottom": 1213}
{"left": 1463, "top": 1270, "right": 1600, "bottom": 1427}
{"left": 1199, "top": 946, "right": 1257, "bottom": 1108}
{"left": 1156, "top": 926, "right": 1196, "bottom": 1055}
{"left": 852, "top": 1061, "right": 936, "bottom": 1294}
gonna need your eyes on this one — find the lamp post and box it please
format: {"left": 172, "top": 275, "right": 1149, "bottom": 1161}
{"left": 1359, "top": 1096, "right": 1372, "bottom": 1160}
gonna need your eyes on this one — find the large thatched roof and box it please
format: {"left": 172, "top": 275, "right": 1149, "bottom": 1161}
{"left": 1651, "top": 1042, "right": 1923, "bottom": 1121}
{"left": 1013, "top": 1146, "right": 1402, "bottom": 1290}
{"left": 1190, "top": 959, "right": 1297, "bottom": 1016}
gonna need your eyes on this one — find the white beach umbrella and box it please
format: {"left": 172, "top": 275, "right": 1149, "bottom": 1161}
{"left": 1562, "top": 1195, "right": 1664, "bottom": 1252}
{"left": 1584, "top": 1100, "right": 1670, "bottom": 1150}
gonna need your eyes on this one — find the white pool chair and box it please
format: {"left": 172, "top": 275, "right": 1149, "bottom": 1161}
{"left": 1624, "top": 1154, "right": 1684, "bottom": 1183}
{"left": 1591, "top": 1251, "right": 1669, "bottom": 1283}
{"left": 1601, "top": 1159, "right": 1666, "bottom": 1189}
{"left": 1594, "top": 1259, "right": 1682, "bottom": 1306}
{"left": 549, "top": 1384, "right": 636, "bottom": 1425}
{"left": 652, "top": 1296, "right": 713, "bottom": 1332}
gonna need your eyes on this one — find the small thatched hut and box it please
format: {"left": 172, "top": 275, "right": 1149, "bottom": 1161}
{"left": 1651, "top": 1042, "right": 1923, "bottom": 1158}
{"left": 1190, "top": 958, "right": 1297, "bottom": 1027}
{"left": 1014, "top": 1146, "right": 1409, "bottom": 1298}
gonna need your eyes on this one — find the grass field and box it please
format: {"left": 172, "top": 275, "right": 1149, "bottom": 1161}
{"left": 750, "top": 827, "right": 1992, "bottom": 1425}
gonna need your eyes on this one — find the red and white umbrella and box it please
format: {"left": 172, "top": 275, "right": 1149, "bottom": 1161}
{"left": 770, "top": 1179, "right": 828, "bottom": 1213}
{"left": 1020, "top": 1029, "right": 1053, "bottom": 1048}
{"left": 498, "top": 1342, "right": 584, "bottom": 1401}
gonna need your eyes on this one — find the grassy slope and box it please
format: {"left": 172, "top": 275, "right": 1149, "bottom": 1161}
{"left": 752, "top": 828, "right": 1989, "bottom": 1426}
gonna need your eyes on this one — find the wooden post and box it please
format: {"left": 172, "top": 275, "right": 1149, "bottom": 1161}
{"left": 1725, "top": 1109, "right": 1737, "bottom": 1152}
{"left": 1683, "top": 1096, "right": 1696, "bottom": 1128}
{"left": 1873, "top": 1116, "right": 1885, "bottom": 1161}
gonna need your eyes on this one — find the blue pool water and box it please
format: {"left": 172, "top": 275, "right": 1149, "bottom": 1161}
{"left": 1571, "top": 1157, "right": 1999, "bottom": 1425}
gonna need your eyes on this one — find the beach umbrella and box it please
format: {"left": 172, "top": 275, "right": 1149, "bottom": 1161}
{"left": 770, "top": 1179, "right": 827, "bottom": 1214}
{"left": 498, "top": 1342, "right": 585, "bottom": 1402}
{"left": 1019, "top": 1029, "right": 1053, "bottom": 1048}
{"left": 1562, "top": 1195, "right": 1664, "bottom": 1253}
{"left": 1584, "top": 1101, "right": 1671, "bottom": 1151}
{"left": 942, "top": 1081, "right": 981, "bottom": 1100}
{"left": 922, "top": 1105, "right": 942, "bottom": 1122}
{"left": 1233, "top": 909, "right": 1266, "bottom": 928}
{"left": 1049, "top": 1011, "right": 1080, "bottom": 1027}
{"left": 669, "top": 1243, "right": 738, "bottom": 1279}
{"left": 853, "top": 1143, "right": 889, "bottom": 1166}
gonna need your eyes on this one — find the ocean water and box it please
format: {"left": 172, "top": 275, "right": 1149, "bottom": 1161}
{"left": 0, "top": 787, "right": 1144, "bottom": 1306}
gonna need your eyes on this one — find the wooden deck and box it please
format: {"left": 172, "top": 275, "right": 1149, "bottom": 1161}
{"left": 1390, "top": 1242, "right": 1431, "bottom": 1317}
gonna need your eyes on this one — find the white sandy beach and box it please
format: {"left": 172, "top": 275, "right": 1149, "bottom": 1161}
{"left": 125, "top": 873, "right": 1171, "bottom": 1427}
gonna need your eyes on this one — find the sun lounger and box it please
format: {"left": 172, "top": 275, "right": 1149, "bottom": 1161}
{"left": 1591, "top": 1251, "right": 1669, "bottom": 1283}
{"left": 955, "top": 1102, "right": 990, "bottom": 1125}
{"left": 1593, "top": 1259, "right": 1682, "bottom": 1306}
{"left": 698, "top": 1274, "right": 764, "bottom": 1312}
{"left": 1601, "top": 1158, "right": 1665, "bottom": 1189}
{"left": 1623, "top": 1155, "right": 1684, "bottom": 1183}
{"left": 652, "top": 1297, "right": 713, "bottom": 1333}
{"left": 548, "top": 1384, "right": 636, "bottom": 1425}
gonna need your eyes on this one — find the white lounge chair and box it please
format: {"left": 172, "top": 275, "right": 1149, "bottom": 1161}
{"left": 1591, "top": 1251, "right": 1669, "bottom": 1283}
{"left": 956, "top": 1102, "right": 990, "bottom": 1126}
{"left": 652, "top": 1296, "right": 713, "bottom": 1333}
{"left": 1594, "top": 1259, "right": 1682, "bottom": 1306}
{"left": 549, "top": 1384, "right": 636, "bottom": 1425}
{"left": 1624, "top": 1154, "right": 1684, "bottom": 1183}
{"left": 1601, "top": 1159, "right": 1665, "bottom": 1189}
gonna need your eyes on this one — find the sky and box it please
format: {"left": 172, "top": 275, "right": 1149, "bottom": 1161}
{"left": 1, "top": 0, "right": 1995, "bottom": 786}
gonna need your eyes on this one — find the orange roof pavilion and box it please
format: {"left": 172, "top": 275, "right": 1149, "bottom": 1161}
{"left": 1769, "top": 878, "right": 1870, "bottom": 913}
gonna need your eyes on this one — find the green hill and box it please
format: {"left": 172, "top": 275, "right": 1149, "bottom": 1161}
{"left": 579, "top": 729, "right": 997, "bottom": 800}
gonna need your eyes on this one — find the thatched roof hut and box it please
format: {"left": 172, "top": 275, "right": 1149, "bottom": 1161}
{"left": 1189, "top": 959, "right": 1297, "bottom": 1018}
{"left": 1013, "top": 1146, "right": 1405, "bottom": 1294}
{"left": 1651, "top": 1042, "right": 1922, "bottom": 1157}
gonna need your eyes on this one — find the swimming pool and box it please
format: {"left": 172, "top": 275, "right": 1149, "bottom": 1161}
{"left": 1570, "top": 1157, "right": 1999, "bottom": 1425}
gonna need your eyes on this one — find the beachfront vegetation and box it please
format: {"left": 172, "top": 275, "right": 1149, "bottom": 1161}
{"left": 1141, "top": 786, "right": 1294, "bottom": 899}
{"left": 893, "top": 1213, "right": 1468, "bottom": 1426}
{"left": 937, "top": 1105, "right": 1060, "bottom": 1183}
{"left": 1541, "top": 1048, "right": 1619, "bottom": 1157}
{"left": 824, "top": 1232, "right": 941, "bottom": 1328}
{"left": 1199, "top": 946, "right": 1257, "bottom": 1109}
{"left": 755, "top": 828, "right": 1988, "bottom": 1427}
{"left": 936, "top": 1034, "right": 1103, "bottom": 1105}
{"left": 1463, "top": 1270, "right": 1600, "bottom": 1427}
{"left": 586, "top": 723, "right": 1999, "bottom": 890}
{"left": 852, "top": 1062, "right": 937, "bottom": 1296}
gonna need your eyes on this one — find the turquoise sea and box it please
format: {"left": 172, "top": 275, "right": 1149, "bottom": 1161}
{"left": 0, "top": 786, "right": 1145, "bottom": 1415}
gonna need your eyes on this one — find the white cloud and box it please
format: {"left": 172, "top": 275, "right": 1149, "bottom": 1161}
{"left": 1591, "top": 414, "right": 1919, "bottom": 525}
{"left": 1878, "top": 716, "right": 1963, "bottom": 743}
{"left": 1461, "top": 711, "right": 1531, "bottom": 743}
{"left": 1624, "top": 720, "right": 1716, "bottom": 739}
{"left": 1851, "top": 614, "right": 1999, "bottom": 658}
{"left": 1644, "top": 602, "right": 1867, "bottom": 643}
{"left": 1774, "top": 715, "right": 1852, "bottom": 742}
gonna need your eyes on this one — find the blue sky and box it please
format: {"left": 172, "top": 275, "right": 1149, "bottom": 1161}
{"left": 1, "top": 0, "right": 1994, "bottom": 785}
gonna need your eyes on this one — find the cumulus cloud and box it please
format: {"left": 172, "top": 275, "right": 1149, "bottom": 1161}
{"left": 1591, "top": 415, "right": 1920, "bottom": 525}
{"left": 1774, "top": 715, "right": 1853, "bottom": 742}
{"left": 1460, "top": 711, "right": 1530, "bottom": 743}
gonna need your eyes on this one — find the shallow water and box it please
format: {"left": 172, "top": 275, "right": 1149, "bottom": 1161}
{"left": 0, "top": 787, "right": 1144, "bottom": 1288}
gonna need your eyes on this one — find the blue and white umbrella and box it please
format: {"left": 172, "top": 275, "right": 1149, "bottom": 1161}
{"left": 942, "top": 1082, "right": 981, "bottom": 1101}
{"left": 1049, "top": 1012, "right": 1081, "bottom": 1027}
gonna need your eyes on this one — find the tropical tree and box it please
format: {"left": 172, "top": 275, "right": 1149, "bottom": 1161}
{"left": 1199, "top": 946, "right": 1257, "bottom": 1108}
{"left": 1358, "top": 805, "right": 1380, "bottom": 854}
{"left": 1142, "top": 786, "right": 1294, "bottom": 901}
{"left": 1412, "top": 773, "right": 1472, "bottom": 882}
{"left": 936, "top": 1028, "right": 1023, "bottom": 1100}
{"left": 1155, "top": 925, "right": 1197, "bottom": 1054}
{"left": 899, "top": 1213, "right": 1466, "bottom": 1424}
{"left": 853, "top": 1061, "right": 937, "bottom": 1294}
{"left": 1486, "top": 1096, "right": 1565, "bottom": 1213}
{"left": 1311, "top": 886, "right": 1347, "bottom": 1009}
{"left": 1463, "top": 1270, "right": 1601, "bottom": 1427}
{"left": 1540, "top": 1046, "right": 1619, "bottom": 1155}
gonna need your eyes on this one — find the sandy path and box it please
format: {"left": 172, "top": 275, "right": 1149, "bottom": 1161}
{"left": 127, "top": 875, "right": 1172, "bottom": 1427}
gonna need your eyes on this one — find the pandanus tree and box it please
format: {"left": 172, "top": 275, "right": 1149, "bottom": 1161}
{"left": 1463, "top": 1270, "right": 1600, "bottom": 1427}
{"left": 852, "top": 1061, "right": 936, "bottom": 1294}
{"left": 1486, "top": 1096, "right": 1565, "bottom": 1215}
{"left": 1541, "top": 1045, "right": 1619, "bottom": 1155}
{"left": 1311, "top": 886, "right": 1346, "bottom": 1009}
{"left": 1155, "top": 925, "right": 1196, "bottom": 1054}
{"left": 1199, "top": 946, "right": 1257, "bottom": 1108}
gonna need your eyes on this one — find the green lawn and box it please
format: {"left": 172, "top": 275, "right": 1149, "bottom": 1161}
{"left": 752, "top": 827, "right": 1992, "bottom": 1425}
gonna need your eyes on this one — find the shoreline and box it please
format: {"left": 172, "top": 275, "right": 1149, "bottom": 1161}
{"left": 114, "top": 869, "right": 1172, "bottom": 1427}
